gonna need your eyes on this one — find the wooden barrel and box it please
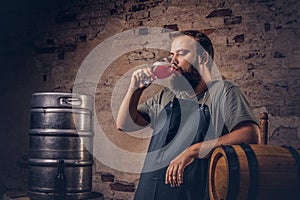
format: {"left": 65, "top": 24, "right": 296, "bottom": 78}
{"left": 208, "top": 144, "right": 300, "bottom": 200}
{"left": 28, "top": 93, "right": 94, "bottom": 200}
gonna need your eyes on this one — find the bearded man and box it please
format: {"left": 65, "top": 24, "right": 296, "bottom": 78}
{"left": 117, "top": 30, "right": 260, "bottom": 200}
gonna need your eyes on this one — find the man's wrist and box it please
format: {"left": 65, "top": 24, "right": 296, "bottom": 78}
{"left": 188, "top": 143, "right": 201, "bottom": 158}
{"left": 128, "top": 86, "right": 144, "bottom": 93}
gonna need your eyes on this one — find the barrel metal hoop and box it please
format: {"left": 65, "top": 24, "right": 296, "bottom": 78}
{"left": 30, "top": 108, "right": 91, "bottom": 114}
{"left": 282, "top": 145, "right": 300, "bottom": 198}
{"left": 28, "top": 158, "right": 94, "bottom": 166}
{"left": 221, "top": 145, "right": 239, "bottom": 200}
{"left": 29, "top": 129, "right": 95, "bottom": 137}
{"left": 240, "top": 143, "right": 259, "bottom": 200}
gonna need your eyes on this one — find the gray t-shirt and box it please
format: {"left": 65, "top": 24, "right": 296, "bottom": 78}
{"left": 138, "top": 80, "right": 258, "bottom": 139}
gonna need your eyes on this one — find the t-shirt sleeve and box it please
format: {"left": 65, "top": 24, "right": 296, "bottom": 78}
{"left": 137, "top": 98, "right": 155, "bottom": 125}
{"left": 137, "top": 88, "right": 174, "bottom": 129}
{"left": 224, "top": 85, "right": 259, "bottom": 132}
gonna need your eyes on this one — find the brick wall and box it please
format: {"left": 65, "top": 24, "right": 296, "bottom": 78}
{"left": 0, "top": 0, "right": 299, "bottom": 199}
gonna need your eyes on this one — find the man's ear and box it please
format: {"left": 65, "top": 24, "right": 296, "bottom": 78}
{"left": 198, "top": 52, "right": 209, "bottom": 65}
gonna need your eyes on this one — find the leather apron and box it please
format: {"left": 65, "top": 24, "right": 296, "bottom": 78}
{"left": 134, "top": 97, "right": 211, "bottom": 200}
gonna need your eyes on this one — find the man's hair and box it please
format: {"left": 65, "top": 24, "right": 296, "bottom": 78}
{"left": 179, "top": 30, "right": 214, "bottom": 69}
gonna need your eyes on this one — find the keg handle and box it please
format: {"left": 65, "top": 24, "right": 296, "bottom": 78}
{"left": 59, "top": 97, "right": 82, "bottom": 106}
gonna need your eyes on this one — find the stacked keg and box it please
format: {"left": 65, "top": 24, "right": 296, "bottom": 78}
{"left": 28, "top": 93, "right": 94, "bottom": 200}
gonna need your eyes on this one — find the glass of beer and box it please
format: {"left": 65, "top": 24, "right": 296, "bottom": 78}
{"left": 142, "top": 61, "right": 177, "bottom": 87}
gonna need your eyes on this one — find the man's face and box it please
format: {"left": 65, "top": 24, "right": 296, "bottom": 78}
{"left": 169, "top": 36, "right": 201, "bottom": 91}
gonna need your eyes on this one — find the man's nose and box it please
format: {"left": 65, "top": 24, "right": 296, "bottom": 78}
{"left": 170, "top": 55, "right": 179, "bottom": 66}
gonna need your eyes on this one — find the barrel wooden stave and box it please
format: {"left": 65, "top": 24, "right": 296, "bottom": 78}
{"left": 209, "top": 144, "right": 299, "bottom": 200}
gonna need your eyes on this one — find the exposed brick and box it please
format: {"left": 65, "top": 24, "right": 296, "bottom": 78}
{"left": 270, "top": 126, "right": 298, "bottom": 147}
{"left": 209, "top": 17, "right": 225, "bottom": 27}
{"left": 110, "top": 182, "right": 135, "bottom": 192}
{"left": 224, "top": 16, "right": 242, "bottom": 25}
{"left": 58, "top": 51, "right": 64, "bottom": 60}
{"left": 110, "top": 9, "right": 119, "bottom": 15}
{"left": 138, "top": 27, "right": 148, "bottom": 35}
{"left": 163, "top": 24, "right": 178, "bottom": 31}
{"left": 65, "top": 36, "right": 76, "bottom": 44}
{"left": 264, "top": 23, "right": 271, "bottom": 31}
{"left": 63, "top": 44, "right": 77, "bottom": 52}
{"left": 101, "top": 174, "right": 115, "bottom": 182}
{"left": 129, "top": 4, "right": 146, "bottom": 12}
{"left": 89, "top": 18, "right": 106, "bottom": 26}
{"left": 274, "top": 51, "right": 286, "bottom": 58}
{"left": 234, "top": 34, "right": 244, "bottom": 43}
{"left": 125, "top": 11, "right": 150, "bottom": 21}
{"left": 135, "top": 0, "right": 151, "bottom": 3}
{"left": 109, "top": 3, "right": 125, "bottom": 15}
{"left": 136, "top": 21, "right": 144, "bottom": 26}
{"left": 200, "top": 28, "right": 216, "bottom": 35}
{"left": 79, "top": 35, "right": 87, "bottom": 42}
{"left": 288, "top": 68, "right": 300, "bottom": 77}
{"left": 78, "top": 19, "right": 89, "bottom": 27}
{"left": 128, "top": 1, "right": 160, "bottom": 12}
{"left": 258, "top": 0, "right": 271, "bottom": 2}
{"left": 286, "top": 20, "right": 297, "bottom": 25}
{"left": 241, "top": 51, "right": 266, "bottom": 60}
{"left": 206, "top": 8, "right": 232, "bottom": 18}
{"left": 127, "top": 50, "right": 156, "bottom": 62}
{"left": 125, "top": 13, "right": 134, "bottom": 21}
{"left": 247, "top": 63, "right": 255, "bottom": 70}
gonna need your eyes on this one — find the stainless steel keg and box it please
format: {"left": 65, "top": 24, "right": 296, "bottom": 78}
{"left": 28, "top": 93, "right": 94, "bottom": 200}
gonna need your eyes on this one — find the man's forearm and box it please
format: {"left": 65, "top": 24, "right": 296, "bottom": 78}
{"left": 116, "top": 87, "right": 149, "bottom": 131}
{"left": 189, "top": 122, "right": 260, "bottom": 159}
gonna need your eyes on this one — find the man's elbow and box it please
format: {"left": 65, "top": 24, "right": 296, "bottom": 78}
{"left": 249, "top": 123, "right": 261, "bottom": 144}
{"left": 116, "top": 123, "right": 124, "bottom": 132}
{"left": 116, "top": 120, "right": 129, "bottom": 132}
{"left": 233, "top": 121, "right": 261, "bottom": 145}
{"left": 115, "top": 120, "right": 146, "bottom": 132}
{"left": 115, "top": 115, "right": 126, "bottom": 131}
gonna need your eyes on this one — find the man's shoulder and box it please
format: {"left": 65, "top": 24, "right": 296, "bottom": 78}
{"left": 156, "top": 87, "right": 175, "bottom": 104}
{"left": 209, "top": 79, "right": 239, "bottom": 91}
